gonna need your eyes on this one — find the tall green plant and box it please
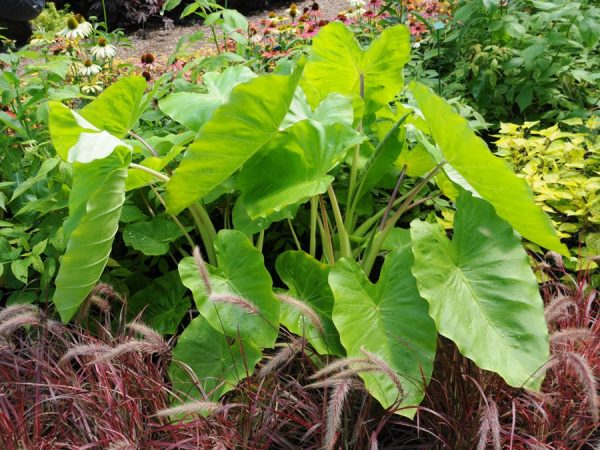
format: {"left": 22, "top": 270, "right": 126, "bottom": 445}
{"left": 48, "top": 22, "right": 565, "bottom": 416}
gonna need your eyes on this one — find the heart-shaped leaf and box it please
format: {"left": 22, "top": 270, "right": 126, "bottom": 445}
{"left": 329, "top": 248, "right": 437, "bottom": 418}
{"left": 178, "top": 230, "right": 279, "bottom": 348}
{"left": 123, "top": 215, "right": 186, "bottom": 256}
{"left": 169, "top": 315, "right": 262, "bottom": 401}
{"left": 238, "top": 119, "right": 364, "bottom": 219}
{"left": 79, "top": 76, "right": 147, "bottom": 138}
{"left": 302, "top": 23, "right": 410, "bottom": 116}
{"left": 159, "top": 65, "right": 256, "bottom": 132}
{"left": 281, "top": 88, "right": 354, "bottom": 130}
{"left": 127, "top": 271, "right": 190, "bottom": 334}
{"left": 410, "top": 191, "right": 550, "bottom": 390}
{"left": 165, "top": 68, "right": 302, "bottom": 214}
{"left": 53, "top": 148, "right": 130, "bottom": 322}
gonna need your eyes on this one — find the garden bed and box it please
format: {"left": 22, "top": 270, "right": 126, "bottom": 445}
{"left": 1, "top": 0, "right": 598, "bottom": 448}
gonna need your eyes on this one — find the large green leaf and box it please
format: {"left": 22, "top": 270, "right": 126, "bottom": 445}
{"left": 165, "top": 69, "right": 302, "bottom": 214}
{"left": 159, "top": 65, "right": 256, "bottom": 132}
{"left": 48, "top": 102, "right": 100, "bottom": 161}
{"left": 53, "top": 148, "right": 130, "bottom": 322}
{"left": 232, "top": 199, "right": 298, "bottom": 236}
{"left": 127, "top": 271, "right": 190, "bottom": 334}
{"left": 48, "top": 104, "right": 130, "bottom": 163}
{"left": 276, "top": 251, "right": 344, "bottom": 356}
{"left": 79, "top": 76, "right": 147, "bottom": 138}
{"left": 178, "top": 230, "right": 279, "bottom": 348}
{"left": 281, "top": 88, "right": 354, "bottom": 130}
{"left": 410, "top": 191, "right": 549, "bottom": 390}
{"left": 49, "top": 77, "right": 145, "bottom": 165}
{"left": 409, "top": 82, "right": 567, "bottom": 255}
{"left": 238, "top": 119, "right": 364, "bottom": 219}
{"left": 169, "top": 315, "right": 262, "bottom": 401}
{"left": 301, "top": 23, "right": 410, "bottom": 116}
{"left": 122, "top": 215, "right": 186, "bottom": 256}
{"left": 329, "top": 250, "right": 437, "bottom": 418}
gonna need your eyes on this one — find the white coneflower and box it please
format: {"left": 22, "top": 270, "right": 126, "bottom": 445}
{"left": 78, "top": 59, "right": 101, "bottom": 76}
{"left": 75, "top": 14, "right": 93, "bottom": 36}
{"left": 81, "top": 80, "right": 104, "bottom": 94}
{"left": 286, "top": 3, "right": 298, "bottom": 19}
{"left": 348, "top": 0, "right": 366, "bottom": 8}
{"left": 60, "top": 15, "right": 92, "bottom": 40}
{"left": 346, "top": 7, "right": 366, "bottom": 19}
{"left": 91, "top": 37, "right": 116, "bottom": 60}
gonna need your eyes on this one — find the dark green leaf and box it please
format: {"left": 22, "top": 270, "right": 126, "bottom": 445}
{"left": 276, "top": 251, "right": 344, "bottom": 356}
{"left": 128, "top": 271, "right": 190, "bottom": 334}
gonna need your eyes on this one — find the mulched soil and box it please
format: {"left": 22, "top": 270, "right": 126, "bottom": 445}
{"left": 117, "top": 0, "right": 349, "bottom": 62}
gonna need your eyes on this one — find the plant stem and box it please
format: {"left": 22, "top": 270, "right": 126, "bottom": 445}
{"left": 361, "top": 162, "right": 444, "bottom": 275}
{"left": 346, "top": 139, "right": 362, "bottom": 223}
{"left": 256, "top": 229, "right": 265, "bottom": 251}
{"left": 129, "top": 163, "right": 170, "bottom": 182}
{"left": 211, "top": 25, "right": 221, "bottom": 54}
{"left": 327, "top": 185, "right": 352, "bottom": 259}
{"left": 345, "top": 112, "right": 409, "bottom": 231}
{"left": 379, "top": 164, "right": 407, "bottom": 231}
{"left": 353, "top": 192, "right": 411, "bottom": 239}
{"left": 287, "top": 218, "right": 302, "bottom": 251}
{"left": 129, "top": 131, "right": 159, "bottom": 156}
{"left": 310, "top": 196, "right": 317, "bottom": 257}
{"left": 101, "top": 0, "right": 109, "bottom": 30}
{"left": 127, "top": 163, "right": 218, "bottom": 264}
{"left": 319, "top": 196, "right": 335, "bottom": 265}
{"left": 345, "top": 74, "right": 365, "bottom": 228}
{"left": 188, "top": 203, "right": 217, "bottom": 265}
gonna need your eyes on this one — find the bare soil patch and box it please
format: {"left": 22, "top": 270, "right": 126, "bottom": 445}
{"left": 116, "top": 0, "right": 349, "bottom": 62}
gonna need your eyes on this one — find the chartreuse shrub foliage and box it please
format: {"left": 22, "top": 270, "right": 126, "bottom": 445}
{"left": 48, "top": 22, "right": 567, "bottom": 416}
{"left": 495, "top": 118, "right": 599, "bottom": 267}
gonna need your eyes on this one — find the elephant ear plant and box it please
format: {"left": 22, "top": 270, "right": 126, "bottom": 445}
{"left": 48, "top": 22, "right": 568, "bottom": 417}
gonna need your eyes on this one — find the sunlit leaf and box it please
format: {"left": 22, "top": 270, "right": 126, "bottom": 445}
{"left": 178, "top": 230, "right": 279, "bottom": 348}
{"left": 53, "top": 148, "right": 130, "bottom": 322}
{"left": 79, "top": 76, "right": 147, "bottom": 138}
{"left": 159, "top": 65, "right": 256, "bottom": 132}
{"left": 165, "top": 69, "right": 302, "bottom": 214}
{"left": 238, "top": 119, "right": 364, "bottom": 219}
{"left": 410, "top": 82, "right": 568, "bottom": 255}
{"left": 410, "top": 191, "right": 549, "bottom": 390}
{"left": 329, "top": 249, "right": 437, "bottom": 418}
{"left": 302, "top": 23, "right": 410, "bottom": 115}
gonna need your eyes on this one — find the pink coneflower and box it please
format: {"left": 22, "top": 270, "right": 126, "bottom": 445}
{"left": 363, "top": 9, "right": 376, "bottom": 19}
{"left": 336, "top": 13, "right": 351, "bottom": 24}
{"left": 309, "top": 2, "right": 321, "bottom": 17}
{"left": 298, "top": 23, "right": 319, "bottom": 39}
{"left": 410, "top": 21, "right": 427, "bottom": 37}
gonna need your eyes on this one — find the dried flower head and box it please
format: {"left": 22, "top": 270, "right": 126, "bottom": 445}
{"left": 276, "top": 293, "right": 324, "bottom": 334}
{"left": 208, "top": 293, "right": 259, "bottom": 315}
{"left": 155, "top": 400, "right": 221, "bottom": 417}
{"left": 324, "top": 380, "right": 351, "bottom": 450}
{"left": 141, "top": 52, "right": 155, "bottom": 64}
